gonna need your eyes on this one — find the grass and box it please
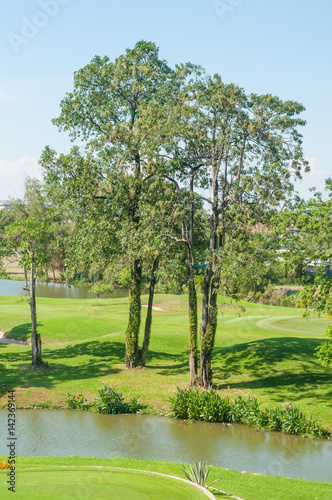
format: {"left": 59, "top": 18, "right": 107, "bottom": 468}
{"left": 0, "top": 293, "right": 331, "bottom": 431}
{"left": 0, "top": 456, "right": 331, "bottom": 499}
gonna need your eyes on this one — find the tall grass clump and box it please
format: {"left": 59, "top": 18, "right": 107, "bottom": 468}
{"left": 66, "top": 385, "right": 144, "bottom": 414}
{"left": 94, "top": 384, "right": 144, "bottom": 414}
{"left": 169, "top": 388, "right": 330, "bottom": 439}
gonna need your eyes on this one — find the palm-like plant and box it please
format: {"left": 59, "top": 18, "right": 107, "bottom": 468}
{"left": 183, "top": 461, "right": 220, "bottom": 488}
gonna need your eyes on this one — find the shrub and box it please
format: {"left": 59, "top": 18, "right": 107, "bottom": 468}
{"left": 169, "top": 388, "right": 330, "bottom": 439}
{"left": 89, "top": 282, "right": 115, "bottom": 299}
{"left": 94, "top": 384, "right": 144, "bottom": 414}
{"left": 66, "top": 393, "right": 91, "bottom": 411}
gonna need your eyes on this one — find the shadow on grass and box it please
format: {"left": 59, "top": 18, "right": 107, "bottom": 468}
{"left": 0, "top": 340, "right": 126, "bottom": 390}
{"left": 5, "top": 323, "right": 32, "bottom": 342}
{"left": 144, "top": 349, "right": 188, "bottom": 375}
{"left": 0, "top": 336, "right": 191, "bottom": 393}
{"left": 213, "top": 337, "right": 332, "bottom": 405}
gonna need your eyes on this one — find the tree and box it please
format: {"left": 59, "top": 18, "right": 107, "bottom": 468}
{"left": 274, "top": 181, "right": 332, "bottom": 366}
{"left": 41, "top": 41, "right": 177, "bottom": 368}
{"left": 140, "top": 68, "right": 308, "bottom": 386}
{"left": 4, "top": 218, "right": 49, "bottom": 368}
{"left": 2, "top": 177, "right": 68, "bottom": 284}
{"left": 168, "top": 76, "right": 308, "bottom": 387}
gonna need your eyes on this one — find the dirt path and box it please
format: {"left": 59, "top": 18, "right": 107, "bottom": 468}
{"left": 0, "top": 331, "right": 30, "bottom": 345}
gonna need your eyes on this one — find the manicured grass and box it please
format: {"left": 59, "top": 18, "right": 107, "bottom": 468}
{"left": 0, "top": 294, "right": 331, "bottom": 430}
{"left": 0, "top": 456, "right": 331, "bottom": 500}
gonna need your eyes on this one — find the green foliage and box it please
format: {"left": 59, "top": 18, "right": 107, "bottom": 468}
{"left": 66, "top": 393, "right": 91, "bottom": 411}
{"left": 296, "top": 276, "right": 332, "bottom": 366}
{"left": 94, "top": 384, "right": 144, "bottom": 414}
{"left": 182, "top": 461, "right": 220, "bottom": 488}
{"left": 89, "top": 282, "right": 115, "bottom": 299}
{"left": 0, "top": 268, "right": 8, "bottom": 279}
{"left": 315, "top": 323, "right": 332, "bottom": 367}
{"left": 169, "top": 388, "right": 330, "bottom": 439}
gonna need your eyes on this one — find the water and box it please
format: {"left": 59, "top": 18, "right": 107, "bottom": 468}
{"left": 0, "top": 410, "right": 331, "bottom": 482}
{"left": 0, "top": 279, "right": 129, "bottom": 300}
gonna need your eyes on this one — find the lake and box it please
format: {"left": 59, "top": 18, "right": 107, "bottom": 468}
{"left": 0, "top": 279, "right": 129, "bottom": 300}
{"left": 0, "top": 410, "right": 331, "bottom": 482}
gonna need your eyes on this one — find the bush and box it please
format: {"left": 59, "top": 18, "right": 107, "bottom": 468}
{"left": 94, "top": 384, "right": 144, "bottom": 414}
{"left": 89, "top": 282, "right": 115, "bottom": 299}
{"left": 169, "top": 388, "right": 330, "bottom": 439}
{"left": 66, "top": 393, "right": 91, "bottom": 411}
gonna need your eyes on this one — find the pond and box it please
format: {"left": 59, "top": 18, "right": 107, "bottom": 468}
{"left": 0, "top": 410, "right": 331, "bottom": 482}
{"left": 0, "top": 279, "right": 129, "bottom": 300}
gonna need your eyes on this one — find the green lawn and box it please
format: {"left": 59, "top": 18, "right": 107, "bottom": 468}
{"left": 0, "top": 457, "right": 331, "bottom": 500}
{"left": 0, "top": 294, "right": 331, "bottom": 429}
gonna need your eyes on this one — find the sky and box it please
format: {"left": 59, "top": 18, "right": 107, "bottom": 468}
{"left": 0, "top": 0, "right": 331, "bottom": 201}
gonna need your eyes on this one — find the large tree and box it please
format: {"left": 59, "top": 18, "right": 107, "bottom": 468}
{"left": 42, "top": 41, "right": 177, "bottom": 368}
{"left": 196, "top": 79, "right": 308, "bottom": 387}
{"left": 157, "top": 75, "right": 308, "bottom": 387}
{"left": 142, "top": 69, "right": 308, "bottom": 386}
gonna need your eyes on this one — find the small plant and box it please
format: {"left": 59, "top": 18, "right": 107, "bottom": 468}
{"left": 183, "top": 461, "right": 220, "bottom": 488}
{"left": 94, "top": 384, "right": 144, "bottom": 414}
{"left": 66, "top": 393, "right": 90, "bottom": 411}
{"left": 128, "top": 396, "right": 144, "bottom": 413}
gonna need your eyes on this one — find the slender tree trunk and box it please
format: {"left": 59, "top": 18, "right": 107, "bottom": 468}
{"left": 188, "top": 170, "right": 198, "bottom": 385}
{"left": 30, "top": 254, "right": 47, "bottom": 368}
{"left": 188, "top": 271, "right": 197, "bottom": 386}
{"left": 125, "top": 259, "right": 142, "bottom": 369}
{"left": 199, "top": 167, "right": 219, "bottom": 387}
{"left": 140, "top": 256, "right": 159, "bottom": 366}
{"left": 24, "top": 268, "right": 28, "bottom": 288}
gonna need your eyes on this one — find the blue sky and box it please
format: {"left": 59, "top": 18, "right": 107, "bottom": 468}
{"left": 1, "top": 0, "right": 331, "bottom": 200}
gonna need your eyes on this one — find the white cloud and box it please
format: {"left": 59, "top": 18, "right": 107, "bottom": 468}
{"left": 0, "top": 156, "right": 43, "bottom": 199}
{"left": 304, "top": 156, "right": 326, "bottom": 176}
{"left": 296, "top": 156, "right": 330, "bottom": 199}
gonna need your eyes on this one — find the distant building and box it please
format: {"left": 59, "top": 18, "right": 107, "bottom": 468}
{"left": 0, "top": 200, "right": 10, "bottom": 210}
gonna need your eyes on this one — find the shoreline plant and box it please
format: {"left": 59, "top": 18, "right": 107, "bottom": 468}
{"left": 169, "top": 388, "right": 330, "bottom": 439}
{"left": 66, "top": 384, "right": 144, "bottom": 415}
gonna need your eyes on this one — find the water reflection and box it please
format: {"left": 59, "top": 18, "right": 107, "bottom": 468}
{"left": 0, "top": 410, "right": 331, "bottom": 482}
{"left": 0, "top": 279, "right": 129, "bottom": 300}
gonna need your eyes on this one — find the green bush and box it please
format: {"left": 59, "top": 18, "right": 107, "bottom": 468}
{"left": 94, "top": 384, "right": 144, "bottom": 414}
{"left": 169, "top": 388, "right": 330, "bottom": 439}
{"left": 66, "top": 393, "right": 91, "bottom": 411}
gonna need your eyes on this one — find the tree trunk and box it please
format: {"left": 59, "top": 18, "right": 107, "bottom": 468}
{"left": 140, "top": 256, "right": 159, "bottom": 366}
{"left": 125, "top": 259, "right": 142, "bottom": 369}
{"left": 24, "top": 268, "right": 28, "bottom": 288}
{"left": 188, "top": 274, "right": 197, "bottom": 386}
{"left": 30, "top": 254, "right": 47, "bottom": 368}
{"left": 188, "top": 170, "right": 198, "bottom": 385}
{"left": 199, "top": 275, "right": 218, "bottom": 387}
{"left": 199, "top": 168, "right": 219, "bottom": 387}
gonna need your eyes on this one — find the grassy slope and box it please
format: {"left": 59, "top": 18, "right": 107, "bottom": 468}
{"left": 0, "top": 457, "right": 331, "bottom": 500}
{"left": 0, "top": 294, "right": 331, "bottom": 429}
